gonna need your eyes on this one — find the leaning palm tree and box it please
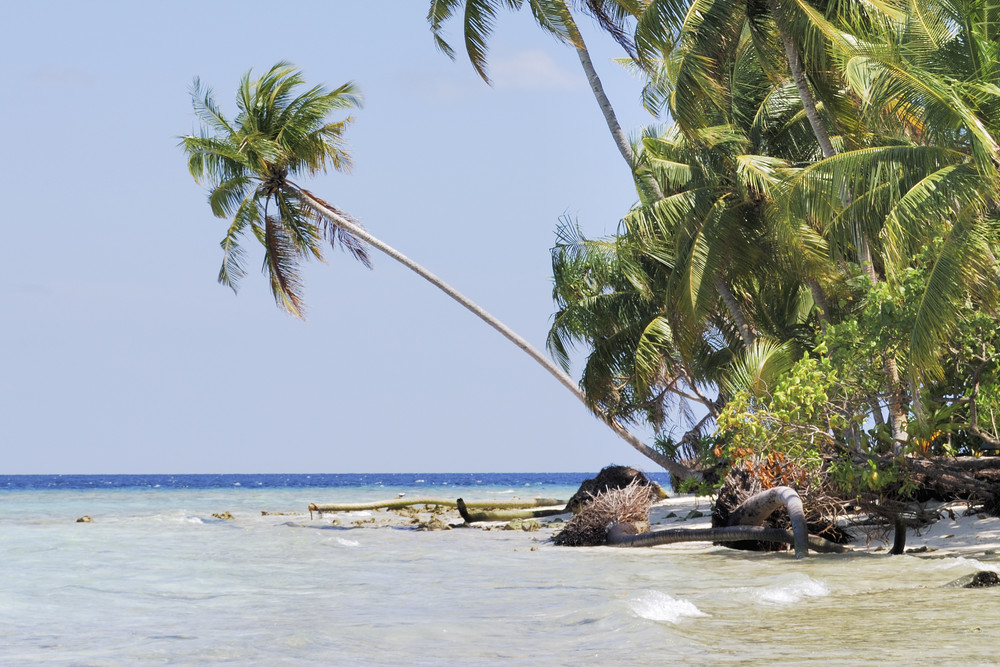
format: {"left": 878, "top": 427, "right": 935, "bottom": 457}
{"left": 180, "top": 62, "right": 695, "bottom": 480}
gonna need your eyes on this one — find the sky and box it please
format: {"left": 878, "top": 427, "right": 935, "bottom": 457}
{"left": 2, "top": 2, "right": 671, "bottom": 474}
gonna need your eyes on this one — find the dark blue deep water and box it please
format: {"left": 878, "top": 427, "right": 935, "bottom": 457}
{"left": 0, "top": 472, "right": 670, "bottom": 491}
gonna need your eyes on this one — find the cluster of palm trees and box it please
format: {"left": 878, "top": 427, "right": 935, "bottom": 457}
{"left": 542, "top": 0, "right": 1000, "bottom": 471}
{"left": 182, "top": 0, "right": 1000, "bottom": 479}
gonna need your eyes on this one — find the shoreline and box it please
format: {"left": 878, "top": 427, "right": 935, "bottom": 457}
{"left": 313, "top": 492, "right": 1000, "bottom": 559}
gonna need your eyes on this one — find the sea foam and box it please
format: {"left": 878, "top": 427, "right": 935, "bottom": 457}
{"left": 752, "top": 577, "right": 829, "bottom": 604}
{"left": 630, "top": 590, "right": 708, "bottom": 623}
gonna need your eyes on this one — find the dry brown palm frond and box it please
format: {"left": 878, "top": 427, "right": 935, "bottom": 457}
{"left": 554, "top": 479, "right": 655, "bottom": 546}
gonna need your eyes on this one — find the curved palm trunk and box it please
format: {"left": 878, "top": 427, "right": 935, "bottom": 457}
{"left": 608, "top": 486, "right": 847, "bottom": 556}
{"left": 297, "top": 189, "right": 699, "bottom": 482}
{"left": 725, "top": 486, "right": 809, "bottom": 558}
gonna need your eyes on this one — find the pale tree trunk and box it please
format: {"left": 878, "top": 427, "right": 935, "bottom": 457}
{"left": 859, "top": 241, "right": 909, "bottom": 450}
{"left": 768, "top": 0, "right": 836, "bottom": 160}
{"left": 297, "top": 188, "right": 699, "bottom": 482}
{"left": 570, "top": 22, "right": 665, "bottom": 201}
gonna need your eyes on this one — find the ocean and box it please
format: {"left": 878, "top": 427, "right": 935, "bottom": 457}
{"left": 2, "top": 473, "right": 998, "bottom": 665}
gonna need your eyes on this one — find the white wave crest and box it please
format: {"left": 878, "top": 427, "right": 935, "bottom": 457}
{"left": 630, "top": 590, "right": 708, "bottom": 623}
{"left": 753, "top": 577, "right": 829, "bottom": 605}
{"left": 933, "top": 557, "right": 1000, "bottom": 573}
{"left": 336, "top": 537, "right": 360, "bottom": 548}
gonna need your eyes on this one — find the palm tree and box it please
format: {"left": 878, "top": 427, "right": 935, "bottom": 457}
{"left": 427, "top": 0, "right": 666, "bottom": 200}
{"left": 180, "top": 62, "right": 695, "bottom": 479}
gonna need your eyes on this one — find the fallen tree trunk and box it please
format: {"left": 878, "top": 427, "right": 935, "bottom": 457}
{"left": 308, "top": 497, "right": 565, "bottom": 519}
{"left": 726, "top": 486, "right": 810, "bottom": 559}
{"left": 456, "top": 498, "right": 569, "bottom": 523}
{"left": 606, "top": 524, "right": 850, "bottom": 554}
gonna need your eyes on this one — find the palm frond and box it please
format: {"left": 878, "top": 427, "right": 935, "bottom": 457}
{"left": 263, "top": 215, "right": 307, "bottom": 317}
{"left": 721, "top": 338, "right": 795, "bottom": 399}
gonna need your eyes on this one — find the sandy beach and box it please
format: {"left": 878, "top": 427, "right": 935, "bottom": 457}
{"left": 314, "top": 492, "right": 1000, "bottom": 558}
{"left": 645, "top": 494, "right": 1000, "bottom": 557}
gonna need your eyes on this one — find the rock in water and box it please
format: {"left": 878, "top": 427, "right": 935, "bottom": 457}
{"left": 959, "top": 570, "right": 1000, "bottom": 588}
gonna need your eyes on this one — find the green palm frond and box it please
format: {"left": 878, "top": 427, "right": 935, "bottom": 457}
{"left": 671, "top": 194, "right": 732, "bottom": 323}
{"left": 722, "top": 338, "right": 795, "bottom": 400}
{"left": 634, "top": 316, "right": 675, "bottom": 396}
{"left": 462, "top": 0, "right": 503, "bottom": 83}
{"left": 910, "top": 207, "right": 999, "bottom": 379}
{"left": 181, "top": 63, "right": 370, "bottom": 317}
{"left": 428, "top": 0, "right": 464, "bottom": 58}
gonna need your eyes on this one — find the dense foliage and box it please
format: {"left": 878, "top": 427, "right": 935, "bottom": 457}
{"left": 546, "top": 0, "right": 1000, "bottom": 499}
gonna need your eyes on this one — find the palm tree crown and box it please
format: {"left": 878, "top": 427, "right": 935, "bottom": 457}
{"left": 181, "top": 62, "right": 369, "bottom": 317}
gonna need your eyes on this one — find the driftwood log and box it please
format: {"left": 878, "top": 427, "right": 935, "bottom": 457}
{"left": 607, "top": 524, "right": 849, "bottom": 554}
{"left": 456, "top": 498, "right": 568, "bottom": 523}
{"left": 308, "top": 497, "right": 565, "bottom": 519}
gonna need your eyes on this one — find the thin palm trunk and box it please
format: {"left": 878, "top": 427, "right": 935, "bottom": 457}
{"left": 297, "top": 188, "right": 698, "bottom": 482}
{"left": 570, "top": 24, "right": 665, "bottom": 201}
{"left": 767, "top": 0, "right": 836, "bottom": 160}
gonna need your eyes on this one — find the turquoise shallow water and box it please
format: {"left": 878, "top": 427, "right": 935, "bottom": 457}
{"left": 2, "top": 478, "right": 999, "bottom": 665}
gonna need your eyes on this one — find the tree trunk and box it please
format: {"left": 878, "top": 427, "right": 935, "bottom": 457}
{"left": 725, "top": 486, "right": 810, "bottom": 558}
{"left": 890, "top": 515, "right": 907, "bottom": 554}
{"left": 606, "top": 523, "right": 848, "bottom": 554}
{"left": 456, "top": 498, "right": 569, "bottom": 523}
{"left": 297, "top": 188, "right": 699, "bottom": 482}
{"left": 308, "top": 496, "right": 564, "bottom": 516}
{"left": 571, "top": 26, "right": 665, "bottom": 201}
{"left": 768, "top": 0, "right": 836, "bottom": 160}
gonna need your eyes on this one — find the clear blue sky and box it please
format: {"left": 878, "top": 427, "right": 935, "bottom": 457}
{"left": 2, "top": 2, "right": 670, "bottom": 474}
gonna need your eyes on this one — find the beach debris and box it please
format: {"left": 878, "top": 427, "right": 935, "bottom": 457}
{"left": 456, "top": 498, "right": 567, "bottom": 524}
{"left": 308, "top": 497, "right": 564, "bottom": 520}
{"left": 566, "top": 465, "right": 665, "bottom": 514}
{"left": 554, "top": 479, "right": 654, "bottom": 546}
{"left": 504, "top": 519, "right": 541, "bottom": 532}
{"left": 563, "top": 482, "right": 850, "bottom": 556}
{"left": 418, "top": 516, "right": 451, "bottom": 531}
{"left": 712, "top": 464, "right": 851, "bottom": 552}
{"left": 212, "top": 512, "right": 235, "bottom": 520}
{"left": 905, "top": 546, "right": 936, "bottom": 553}
{"left": 76, "top": 515, "right": 93, "bottom": 523}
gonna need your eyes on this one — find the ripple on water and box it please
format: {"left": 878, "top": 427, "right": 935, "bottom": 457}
{"left": 335, "top": 537, "right": 360, "bottom": 548}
